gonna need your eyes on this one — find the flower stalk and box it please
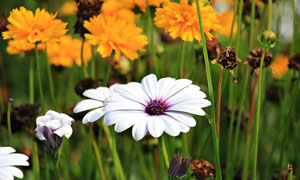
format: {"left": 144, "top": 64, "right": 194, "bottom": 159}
{"left": 29, "top": 57, "right": 34, "bottom": 104}
{"left": 195, "top": 1, "right": 222, "bottom": 179}
{"left": 7, "top": 98, "right": 12, "bottom": 146}
{"left": 252, "top": 47, "right": 267, "bottom": 180}
{"left": 179, "top": 41, "right": 186, "bottom": 78}
{"left": 35, "top": 43, "right": 45, "bottom": 114}
{"left": 104, "top": 52, "right": 114, "bottom": 86}
{"left": 216, "top": 68, "right": 224, "bottom": 137}
{"left": 81, "top": 38, "right": 88, "bottom": 78}
{"left": 45, "top": 44, "right": 56, "bottom": 110}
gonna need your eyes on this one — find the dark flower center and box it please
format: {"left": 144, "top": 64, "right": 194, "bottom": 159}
{"left": 145, "top": 99, "right": 167, "bottom": 115}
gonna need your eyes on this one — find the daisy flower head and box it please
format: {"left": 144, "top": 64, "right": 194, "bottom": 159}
{"left": 0, "top": 147, "right": 29, "bottom": 180}
{"left": 104, "top": 74, "right": 211, "bottom": 141}
{"left": 2, "top": 7, "right": 68, "bottom": 44}
{"left": 35, "top": 110, "right": 74, "bottom": 150}
{"left": 6, "top": 40, "right": 44, "bottom": 57}
{"left": 73, "top": 86, "right": 113, "bottom": 124}
{"left": 154, "top": 0, "right": 220, "bottom": 42}
{"left": 84, "top": 14, "right": 148, "bottom": 60}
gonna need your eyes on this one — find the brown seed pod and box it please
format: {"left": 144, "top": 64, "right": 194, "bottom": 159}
{"left": 191, "top": 159, "right": 215, "bottom": 180}
{"left": 246, "top": 47, "right": 272, "bottom": 75}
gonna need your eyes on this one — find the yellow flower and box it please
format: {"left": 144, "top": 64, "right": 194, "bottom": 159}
{"left": 60, "top": 1, "right": 77, "bottom": 16}
{"left": 217, "top": 11, "right": 237, "bottom": 37}
{"left": 270, "top": 54, "right": 289, "bottom": 79}
{"left": 2, "top": 7, "right": 68, "bottom": 44}
{"left": 6, "top": 40, "right": 44, "bottom": 56}
{"left": 84, "top": 14, "right": 148, "bottom": 60}
{"left": 154, "top": 0, "right": 220, "bottom": 42}
{"left": 102, "top": 0, "right": 136, "bottom": 24}
{"left": 47, "top": 35, "right": 91, "bottom": 67}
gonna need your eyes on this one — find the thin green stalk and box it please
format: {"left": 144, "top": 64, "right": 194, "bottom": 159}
{"left": 45, "top": 44, "right": 56, "bottom": 110}
{"left": 158, "top": 137, "right": 165, "bottom": 179}
{"left": 35, "top": 44, "right": 45, "bottom": 114}
{"left": 252, "top": 48, "right": 267, "bottom": 180}
{"left": 61, "top": 139, "right": 69, "bottom": 180}
{"left": 7, "top": 99, "right": 12, "bottom": 146}
{"left": 102, "top": 122, "right": 125, "bottom": 180}
{"left": 161, "top": 136, "right": 169, "bottom": 167}
{"left": 267, "top": 0, "right": 272, "bottom": 30}
{"left": 236, "top": 0, "right": 244, "bottom": 54}
{"left": 195, "top": 1, "right": 221, "bottom": 179}
{"left": 44, "top": 147, "right": 50, "bottom": 180}
{"left": 179, "top": 41, "right": 186, "bottom": 78}
{"left": 216, "top": 68, "right": 224, "bottom": 138}
{"left": 92, "top": 138, "right": 107, "bottom": 180}
{"left": 242, "top": 134, "right": 252, "bottom": 180}
{"left": 136, "top": 143, "right": 151, "bottom": 180}
{"left": 91, "top": 46, "right": 96, "bottom": 78}
{"left": 290, "top": 0, "right": 296, "bottom": 55}
{"left": 288, "top": 164, "right": 293, "bottom": 180}
{"left": 81, "top": 38, "right": 88, "bottom": 78}
{"left": 29, "top": 57, "right": 35, "bottom": 104}
{"left": 229, "top": 0, "right": 239, "bottom": 46}
{"left": 104, "top": 53, "right": 113, "bottom": 86}
{"left": 248, "top": 0, "right": 256, "bottom": 52}
{"left": 53, "top": 160, "right": 60, "bottom": 180}
{"left": 32, "top": 140, "right": 40, "bottom": 180}
{"left": 146, "top": 1, "right": 159, "bottom": 77}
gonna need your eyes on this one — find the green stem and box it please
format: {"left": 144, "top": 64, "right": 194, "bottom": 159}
{"left": 146, "top": 1, "right": 159, "bottom": 77}
{"left": 91, "top": 46, "right": 96, "bottom": 79}
{"left": 158, "top": 137, "right": 165, "bottom": 179}
{"left": 35, "top": 43, "right": 45, "bottom": 114}
{"left": 32, "top": 140, "right": 40, "bottom": 180}
{"left": 53, "top": 160, "right": 60, "bottom": 180}
{"left": 29, "top": 57, "right": 34, "bottom": 104}
{"left": 92, "top": 138, "right": 107, "bottom": 180}
{"left": 267, "top": 0, "right": 272, "bottom": 30}
{"left": 44, "top": 147, "right": 50, "bottom": 180}
{"left": 45, "top": 44, "right": 56, "bottom": 110}
{"left": 195, "top": 1, "right": 221, "bottom": 179}
{"left": 179, "top": 41, "right": 186, "bottom": 78}
{"left": 229, "top": 0, "right": 239, "bottom": 46}
{"left": 7, "top": 99, "right": 12, "bottom": 146}
{"left": 104, "top": 53, "right": 113, "bottom": 86}
{"left": 161, "top": 136, "right": 169, "bottom": 167}
{"left": 236, "top": 0, "right": 244, "bottom": 54}
{"left": 252, "top": 48, "right": 266, "bottom": 180}
{"left": 81, "top": 38, "right": 88, "bottom": 78}
{"left": 288, "top": 164, "right": 293, "bottom": 180}
{"left": 216, "top": 68, "right": 224, "bottom": 138}
{"left": 249, "top": 0, "right": 256, "bottom": 52}
{"left": 290, "top": 0, "right": 296, "bottom": 55}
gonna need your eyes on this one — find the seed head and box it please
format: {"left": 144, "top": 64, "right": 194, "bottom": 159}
{"left": 191, "top": 159, "right": 215, "bottom": 180}
{"left": 246, "top": 48, "right": 273, "bottom": 75}
{"left": 168, "top": 152, "right": 191, "bottom": 179}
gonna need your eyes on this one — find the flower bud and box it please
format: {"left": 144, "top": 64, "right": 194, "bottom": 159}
{"left": 261, "top": 30, "right": 276, "bottom": 43}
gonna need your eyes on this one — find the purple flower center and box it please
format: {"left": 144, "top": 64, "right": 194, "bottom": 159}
{"left": 145, "top": 99, "right": 167, "bottom": 115}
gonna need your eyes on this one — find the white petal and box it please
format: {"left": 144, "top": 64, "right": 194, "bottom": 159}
{"left": 147, "top": 116, "right": 164, "bottom": 138}
{"left": 0, "top": 147, "right": 15, "bottom": 155}
{"left": 165, "top": 112, "right": 196, "bottom": 127}
{"left": 59, "top": 113, "right": 75, "bottom": 125}
{"left": 113, "top": 111, "right": 148, "bottom": 132}
{"left": 168, "top": 104, "right": 206, "bottom": 116}
{"left": 157, "top": 77, "right": 176, "bottom": 98}
{"left": 141, "top": 74, "right": 158, "bottom": 99}
{"left": 35, "top": 127, "right": 46, "bottom": 140}
{"left": 113, "top": 83, "right": 149, "bottom": 105}
{"left": 36, "top": 115, "right": 52, "bottom": 124}
{"left": 0, "top": 154, "right": 29, "bottom": 167}
{"left": 0, "top": 168, "right": 13, "bottom": 180}
{"left": 83, "top": 87, "right": 109, "bottom": 101}
{"left": 104, "top": 96, "right": 145, "bottom": 112}
{"left": 82, "top": 108, "right": 104, "bottom": 124}
{"left": 132, "top": 118, "right": 148, "bottom": 141}
{"left": 46, "top": 110, "right": 61, "bottom": 119}
{"left": 73, "top": 99, "right": 103, "bottom": 113}
{"left": 3, "top": 167, "right": 23, "bottom": 179}
{"left": 45, "top": 120, "right": 61, "bottom": 130}
{"left": 160, "top": 115, "right": 180, "bottom": 136}
{"left": 167, "top": 87, "right": 207, "bottom": 105}
{"left": 176, "top": 122, "right": 190, "bottom": 133}
{"left": 54, "top": 125, "right": 73, "bottom": 139}
{"left": 163, "top": 79, "right": 192, "bottom": 99}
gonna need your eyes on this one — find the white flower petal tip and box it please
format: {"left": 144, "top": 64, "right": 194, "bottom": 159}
{"left": 104, "top": 74, "right": 211, "bottom": 140}
{"left": 73, "top": 86, "right": 111, "bottom": 124}
{"left": 0, "top": 147, "right": 29, "bottom": 180}
{"left": 35, "top": 110, "right": 74, "bottom": 150}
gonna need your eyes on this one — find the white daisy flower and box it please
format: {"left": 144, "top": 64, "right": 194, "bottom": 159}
{"left": 73, "top": 86, "right": 116, "bottom": 124}
{"left": 0, "top": 147, "right": 29, "bottom": 180}
{"left": 35, "top": 110, "right": 74, "bottom": 150}
{"left": 104, "top": 74, "right": 211, "bottom": 141}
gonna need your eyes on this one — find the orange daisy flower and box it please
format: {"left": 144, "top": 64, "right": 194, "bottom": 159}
{"left": 84, "top": 14, "right": 148, "bottom": 60}
{"left": 2, "top": 7, "right": 68, "bottom": 44}
{"left": 270, "top": 54, "right": 289, "bottom": 79}
{"left": 217, "top": 11, "right": 237, "bottom": 38}
{"left": 47, "top": 35, "right": 91, "bottom": 67}
{"left": 6, "top": 40, "right": 44, "bottom": 57}
{"left": 154, "top": 0, "right": 220, "bottom": 42}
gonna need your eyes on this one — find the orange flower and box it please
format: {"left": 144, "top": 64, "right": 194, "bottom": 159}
{"left": 217, "top": 11, "right": 237, "bottom": 38}
{"left": 154, "top": 0, "right": 220, "bottom": 42}
{"left": 2, "top": 7, "right": 68, "bottom": 43}
{"left": 47, "top": 35, "right": 91, "bottom": 67}
{"left": 6, "top": 40, "right": 44, "bottom": 57}
{"left": 84, "top": 14, "right": 148, "bottom": 60}
{"left": 134, "top": 0, "right": 169, "bottom": 12}
{"left": 60, "top": 1, "right": 77, "bottom": 16}
{"left": 270, "top": 54, "right": 289, "bottom": 78}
